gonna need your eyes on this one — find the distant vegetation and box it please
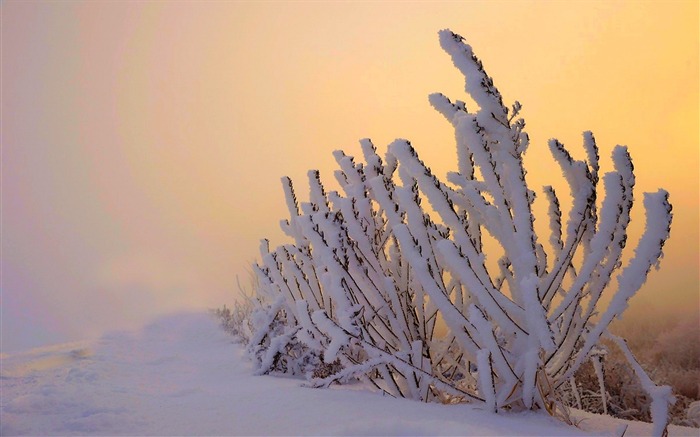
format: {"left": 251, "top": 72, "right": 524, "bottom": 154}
{"left": 598, "top": 309, "right": 699, "bottom": 427}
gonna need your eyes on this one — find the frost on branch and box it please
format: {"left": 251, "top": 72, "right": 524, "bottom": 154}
{"left": 244, "top": 29, "right": 673, "bottom": 434}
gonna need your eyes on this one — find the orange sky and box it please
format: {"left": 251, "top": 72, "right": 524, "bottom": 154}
{"left": 3, "top": 1, "right": 698, "bottom": 352}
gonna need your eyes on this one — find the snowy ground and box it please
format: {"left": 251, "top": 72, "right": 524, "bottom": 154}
{"left": 1, "top": 312, "right": 696, "bottom": 436}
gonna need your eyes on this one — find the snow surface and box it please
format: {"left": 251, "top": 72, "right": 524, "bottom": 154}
{"left": 1, "top": 312, "right": 696, "bottom": 436}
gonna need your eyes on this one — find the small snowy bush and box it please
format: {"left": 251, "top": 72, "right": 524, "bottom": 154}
{"left": 245, "top": 30, "right": 674, "bottom": 435}
{"left": 213, "top": 301, "right": 254, "bottom": 344}
{"left": 213, "top": 277, "right": 256, "bottom": 344}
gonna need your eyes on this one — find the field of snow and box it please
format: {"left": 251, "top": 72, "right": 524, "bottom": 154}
{"left": 1, "top": 312, "right": 695, "bottom": 436}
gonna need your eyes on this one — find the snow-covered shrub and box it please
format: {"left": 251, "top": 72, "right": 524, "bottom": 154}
{"left": 213, "top": 299, "right": 254, "bottom": 344}
{"left": 246, "top": 289, "right": 323, "bottom": 377}
{"left": 213, "top": 276, "right": 258, "bottom": 343}
{"left": 246, "top": 29, "right": 674, "bottom": 434}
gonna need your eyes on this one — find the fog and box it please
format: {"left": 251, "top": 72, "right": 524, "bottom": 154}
{"left": 2, "top": 1, "right": 697, "bottom": 352}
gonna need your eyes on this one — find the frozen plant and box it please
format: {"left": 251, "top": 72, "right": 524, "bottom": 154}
{"left": 213, "top": 276, "right": 258, "bottom": 343}
{"left": 246, "top": 29, "right": 674, "bottom": 435}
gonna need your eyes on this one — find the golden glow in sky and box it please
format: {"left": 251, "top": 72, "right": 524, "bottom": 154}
{"left": 3, "top": 1, "right": 698, "bottom": 351}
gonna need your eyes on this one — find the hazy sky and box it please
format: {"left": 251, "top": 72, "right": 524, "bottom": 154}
{"left": 3, "top": 1, "right": 698, "bottom": 353}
